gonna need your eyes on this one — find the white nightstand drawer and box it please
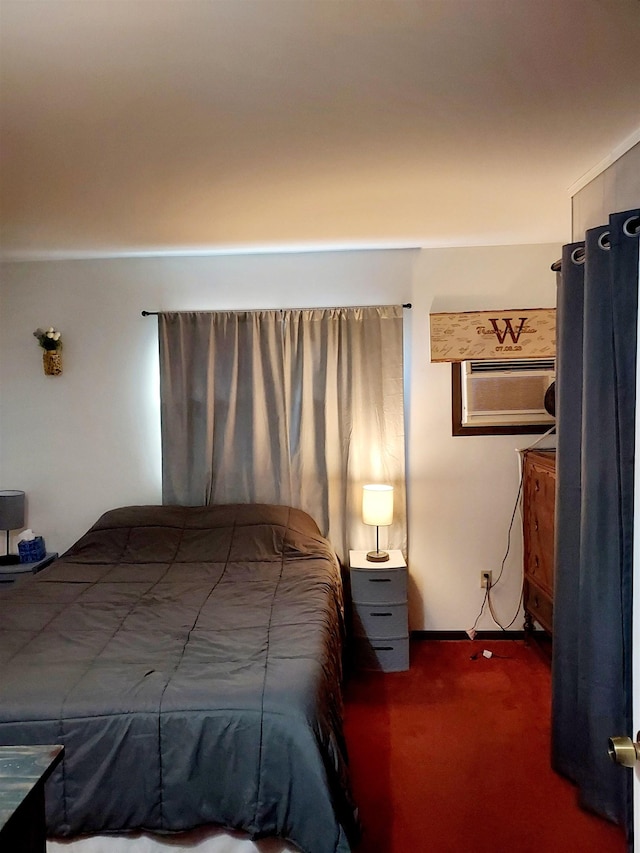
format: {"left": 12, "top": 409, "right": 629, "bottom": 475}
{"left": 349, "top": 567, "right": 407, "bottom": 605}
{"left": 352, "top": 601, "right": 408, "bottom": 638}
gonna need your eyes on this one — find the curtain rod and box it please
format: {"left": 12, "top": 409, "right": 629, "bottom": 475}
{"left": 142, "top": 304, "right": 412, "bottom": 316}
{"left": 551, "top": 214, "right": 640, "bottom": 272}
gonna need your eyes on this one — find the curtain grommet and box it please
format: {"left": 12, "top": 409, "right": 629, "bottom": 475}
{"left": 623, "top": 216, "right": 640, "bottom": 237}
{"left": 571, "top": 247, "right": 585, "bottom": 266}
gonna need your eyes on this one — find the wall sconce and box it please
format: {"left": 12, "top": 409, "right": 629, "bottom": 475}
{"left": 33, "top": 327, "right": 63, "bottom": 375}
{"left": 362, "top": 484, "right": 393, "bottom": 562}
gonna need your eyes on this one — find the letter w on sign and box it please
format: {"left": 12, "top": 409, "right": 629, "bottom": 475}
{"left": 489, "top": 317, "right": 528, "bottom": 345}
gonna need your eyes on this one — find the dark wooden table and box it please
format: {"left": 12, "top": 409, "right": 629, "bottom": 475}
{"left": 0, "top": 745, "right": 64, "bottom": 853}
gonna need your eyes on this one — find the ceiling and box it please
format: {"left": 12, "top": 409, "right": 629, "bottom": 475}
{"left": 1, "top": 0, "right": 640, "bottom": 260}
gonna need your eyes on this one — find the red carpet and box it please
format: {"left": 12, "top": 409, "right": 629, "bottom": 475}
{"left": 343, "top": 640, "right": 626, "bottom": 853}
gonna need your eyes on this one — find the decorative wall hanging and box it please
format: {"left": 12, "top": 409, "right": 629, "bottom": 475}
{"left": 33, "top": 327, "right": 63, "bottom": 375}
{"left": 429, "top": 308, "right": 555, "bottom": 362}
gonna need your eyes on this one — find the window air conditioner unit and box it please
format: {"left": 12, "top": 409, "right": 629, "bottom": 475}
{"left": 461, "top": 358, "right": 555, "bottom": 428}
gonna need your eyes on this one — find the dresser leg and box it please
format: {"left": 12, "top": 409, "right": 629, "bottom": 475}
{"left": 523, "top": 610, "right": 533, "bottom": 643}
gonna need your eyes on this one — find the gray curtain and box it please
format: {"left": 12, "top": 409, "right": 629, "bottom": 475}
{"left": 552, "top": 209, "right": 640, "bottom": 837}
{"left": 158, "top": 306, "right": 406, "bottom": 561}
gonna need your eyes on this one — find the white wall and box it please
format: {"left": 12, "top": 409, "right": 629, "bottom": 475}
{"left": 0, "top": 242, "right": 559, "bottom": 630}
{"left": 572, "top": 141, "right": 640, "bottom": 238}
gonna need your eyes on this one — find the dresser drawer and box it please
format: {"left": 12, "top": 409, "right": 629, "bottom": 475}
{"left": 525, "top": 540, "right": 554, "bottom": 596}
{"left": 526, "top": 463, "right": 556, "bottom": 519}
{"left": 353, "top": 636, "right": 409, "bottom": 672}
{"left": 350, "top": 567, "right": 407, "bottom": 604}
{"left": 524, "top": 578, "right": 554, "bottom": 634}
{"left": 522, "top": 450, "right": 556, "bottom": 638}
{"left": 524, "top": 479, "right": 555, "bottom": 595}
{"left": 352, "top": 601, "right": 408, "bottom": 638}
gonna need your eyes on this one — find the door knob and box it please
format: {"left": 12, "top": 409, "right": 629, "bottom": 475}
{"left": 608, "top": 734, "right": 640, "bottom": 767}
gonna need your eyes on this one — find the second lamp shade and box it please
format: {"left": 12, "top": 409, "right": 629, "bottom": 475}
{"left": 362, "top": 484, "right": 394, "bottom": 526}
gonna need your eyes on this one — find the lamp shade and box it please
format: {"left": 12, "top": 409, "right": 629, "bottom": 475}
{"left": 0, "top": 490, "right": 25, "bottom": 531}
{"left": 362, "top": 484, "right": 393, "bottom": 527}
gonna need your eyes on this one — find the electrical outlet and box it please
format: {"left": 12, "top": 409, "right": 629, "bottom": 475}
{"left": 480, "top": 570, "right": 492, "bottom": 589}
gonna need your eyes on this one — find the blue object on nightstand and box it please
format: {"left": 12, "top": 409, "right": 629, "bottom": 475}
{"left": 18, "top": 536, "right": 46, "bottom": 563}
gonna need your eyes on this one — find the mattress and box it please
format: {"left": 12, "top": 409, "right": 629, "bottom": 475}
{"left": 0, "top": 504, "right": 358, "bottom": 853}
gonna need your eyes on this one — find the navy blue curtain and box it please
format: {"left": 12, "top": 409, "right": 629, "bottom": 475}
{"left": 552, "top": 209, "right": 640, "bottom": 837}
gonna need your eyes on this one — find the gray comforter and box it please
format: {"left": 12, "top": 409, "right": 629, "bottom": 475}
{"left": 0, "top": 504, "right": 358, "bottom": 853}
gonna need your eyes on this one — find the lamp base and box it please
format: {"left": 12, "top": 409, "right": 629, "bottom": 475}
{"left": 0, "top": 554, "right": 20, "bottom": 566}
{"left": 366, "top": 549, "right": 390, "bottom": 563}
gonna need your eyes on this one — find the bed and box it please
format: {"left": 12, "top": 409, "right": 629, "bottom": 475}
{"left": 0, "top": 504, "right": 358, "bottom": 853}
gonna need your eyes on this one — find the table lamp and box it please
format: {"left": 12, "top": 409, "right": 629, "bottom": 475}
{"left": 0, "top": 490, "right": 25, "bottom": 566}
{"left": 362, "top": 484, "right": 393, "bottom": 562}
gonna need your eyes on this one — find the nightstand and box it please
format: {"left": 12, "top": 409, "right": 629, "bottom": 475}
{"left": 0, "top": 552, "right": 57, "bottom": 586}
{"left": 349, "top": 549, "right": 409, "bottom": 672}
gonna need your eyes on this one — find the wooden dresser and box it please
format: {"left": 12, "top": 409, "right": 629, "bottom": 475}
{"left": 522, "top": 449, "right": 556, "bottom": 636}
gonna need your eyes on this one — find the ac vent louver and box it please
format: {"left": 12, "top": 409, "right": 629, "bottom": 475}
{"left": 469, "top": 358, "right": 555, "bottom": 373}
{"left": 461, "top": 358, "right": 555, "bottom": 427}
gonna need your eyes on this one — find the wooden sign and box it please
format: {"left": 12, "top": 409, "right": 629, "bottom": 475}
{"left": 430, "top": 308, "right": 555, "bottom": 362}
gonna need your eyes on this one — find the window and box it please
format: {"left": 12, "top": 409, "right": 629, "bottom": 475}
{"left": 452, "top": 358, "right": 555, "bottom": 436}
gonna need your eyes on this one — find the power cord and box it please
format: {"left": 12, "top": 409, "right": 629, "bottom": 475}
{"left": 487, "top": 473, "right": 523, "bottom": 631}
{"left": 470, "top": 650, "right": 511, "bottom": 660}
{"left": 467, "top": 474, "right": 522, "bottom": 635}
{"left": 468, "top": 427, "right": 555, "bottom": 636}
{"left": 468, "top": 587, "right": 489, "bottom": 638}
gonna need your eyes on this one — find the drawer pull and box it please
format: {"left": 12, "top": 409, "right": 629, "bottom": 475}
{"left": 368, "top": 577, "right": 392, "bottom": 583}
{"left": 370, "top": 612, "right": 393, "bottom": 617}
{"left": 372, "top": 645, "right": 394, "bottom": 651}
